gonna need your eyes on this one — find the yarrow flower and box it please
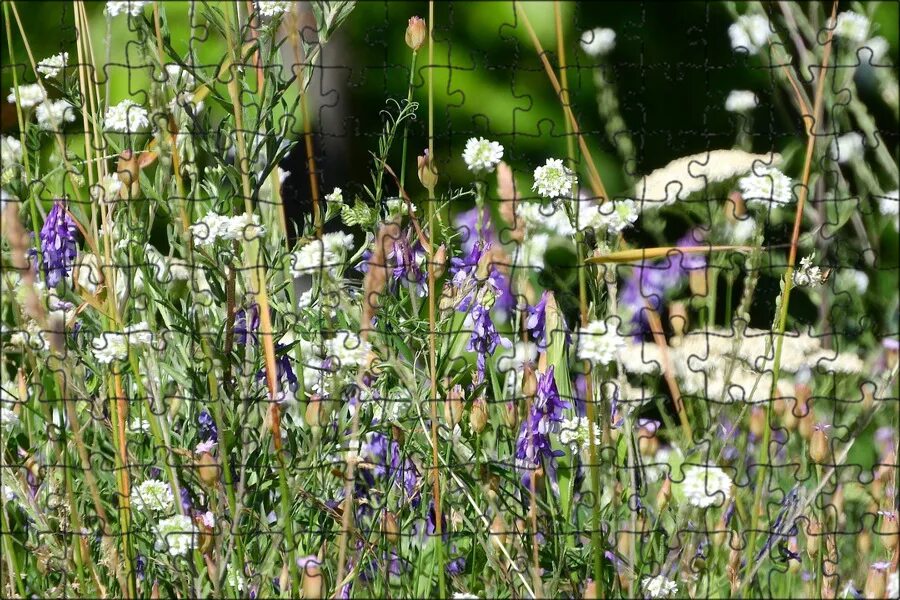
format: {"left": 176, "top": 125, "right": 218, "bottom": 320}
{"left": 793, "top": 253, "right": 829, "bottom": 288}
{"left": 725, "top": 90, "right": 758, "bottom": 113}
{"left": 131, "top": 479, "right": 174, "bottom": 513}
{"left": 834, "top": 11, "right": 870, "bottom": 43}
{"left": 829, "top": 132, "right": 865, "bottom": 164}
{"left": 104, "top": 99, "right": 150, "bottom": 133}
{"left": 738, "top": 166, "right": 793, "bottom": 208}
{"left": 641, "top": 575, "right": 678, "bottom": 598}
{"left": 326, "top": 331, "right": 372, "bottom": 369}
{"left": 190, "top": 211, "right": 266, "bottom": 246}
{"left": 462, "top": 137, "right": 504, "bottom": 173}
{"left": 533, "top": 158, "right": 576, "bottom": 199}
{"left": 325, "top": 187, "right": 344, "bottom": 206}
{"left": 580, "top": 27, "right": 616, "bottom": 57}
{"left": 680, "top": 465, "right": 733, "bottom": 508}
{"left": 35, "top": 100, "right": 77, "bottom": 131}
{"left": 729, "top": 14, "right": 770, "bottom": 54}
{"left": 584, "top": 199, "right": 638, "bottom": 234}
{"left": 155, "top": 514, "right": 197, "bottom": 557}
{"left": 105, "top": 1, "right": 149, "bottom": 17}
{"left": 40, "top": 201, "right": 78, "bottom": 287}
{"left": 91, "top": 174, "right": 124, "bottom": 205}
{"left": 289, "top": 232, "right": 354, "bottom": 277}
{"left": 37, "top": 53, "right": 68, "bottom": 79}
{"left": 559, "top": 416, "right": 601, "bottom": 454}
{"left": 257, "top": 1, "right": 292, "bottom": 18}
{"left": 7, "top": 84, "right": 46, "bottom": 109}
{"left": 91, "top": 324, "right": 153, "bottom": 364}
{"left": 576, "top": 319, "right": 625, "bottom": 366}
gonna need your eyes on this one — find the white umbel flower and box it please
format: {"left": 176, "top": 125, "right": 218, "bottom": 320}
{"left": 105, "top": 1, "right": 149, "bottom": 17}
{"left": 35, "top": 100, "right": 76, "bottom": 131}
{"left": 91, "top": 174, "right": 124, "bottom": 205}
{"left": 577, "top": 319, "right": 625, "bottom": 366}
{"left": 155, "top": 515, "right": 197, "bottom": 557}
{"left": 584, "top": 199, "right": 638, "bottom": 234}
{"left": 878, "top": 189, "right": 899, "bottom": 230}
{"left": 725, "top": 90, "right": 758, "bottom": 113}
{"left": 533, "top": 158, "right": 576, "bottom": 199}
{"left": 680, "top": 465, "right": 733, "bottom": 508}
{"left": 220, "top": 213, "right": 265, "bottom": 242}
{"left": 257, "top": 1, "right": 292, "bottom": 18}
{"left": 864, "top": 36, "right": 890, "bottom": 62}
{"left": 91, "top": 333, "right": 129, "bottom": 364}
{"left": 738, "top": 166, "right": 793, "bottom": 208}
{"left": 729, "top": 14, "right": 770, "bottom": 54}
{"left": 1, "top": 407, "right": 19, "bottom": 435}
{"left": 828, "top": 132, "right": 865, "bottom": 164}
{"left": 104, "top": 99, "right": 150, "bottom": 133}
{"left": 325, "top": 187, "right": 344, "bottom": 206}
{"left": 834, "top": 11, "right": 870, "bottom": 43}
{"left": 580, "top": 27, "right": 616, "bottom": 57}
{"left": 7, "top": 84, "right": 46, "bottom": 108}
{"left": 517, "top": 202, "right": 575, "bottom": 235}
{"left": 559, "top": 416, "right": 601, "bottom": 453}
{"left": 451, "top": 594, "right": 479, "bottom": 600}
{"left": 290, "top": 232, "right": 354, "bottom": 277}
{"left": 641, "top": 575, "right": 678, "bottom": 598}
{"left": 123, "top": 321, "right": 153, "bottom": 346}
{"left": 37, "top": 53, "right": 69, "bottom": 79}
{"left": 326, "top": 331, "right": 371, "bottom": 369}
{"left": 462, "top": 137, "right": 504, "bottom": 173}
{"left": 131, "top": 479, "right": 174, "bottom": 513}
{"left": 1, "top": 136, "right": 22, "bottom": 166}
{"left": 793, "top": 253, "right": 829, "bottom": 288}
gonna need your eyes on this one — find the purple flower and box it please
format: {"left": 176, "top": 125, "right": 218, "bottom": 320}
{"left": 256, "top": 345, "right": 298, "bottom": 396}
{"left": 390, "top": 234, "right": 427, "bottom": 296}
{"left": 388, "top": 440, "right": 420, "bottom": 507}
{"left": 525, "top": 290, "right": 549, "bottom": 349}
{"left": 515, "top": 366, "right": 570, "bottom": 488}
{"left": 465, "top": 303, "right": 512, "bottom": 383}
{"left": 450, "top": 240, "right": 486, "bottom": 288}
{"left": 234, "top": 304, "right": 260, "bottom": 345}
{"left": 180, "top": 487, "right": 192, "bottom": 512}
{"left": 198, "top": 409, "right": 218, "bottom": 443}
{"left": 40, "top": 201, "right": 78, "bottom": 287}
{"left": 454, "top": 206, "right": 497, "bottom": 254}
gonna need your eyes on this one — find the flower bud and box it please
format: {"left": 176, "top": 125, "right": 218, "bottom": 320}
{"left": 857, "top": 530, "right": 871, "bottom": 554}
{"left": 787, "top": 537, "right": 801, "bottom": 574}
{"left": 305, "top": 396, "right": 325, "bottom": 429}
{"left": 469, "top": 396, "right": 488, "bottom": 433}
{"left": 806, "top": 520, "right": 822, "bottom": 558}
{"left": 489, "top": 514, "right": 507, "bottom": 549}
{"left": 432, "top": 244, "right": 447, "bottom": 279}
{"left": 878, "top": 511, "right": 898, "bottom": 551}
{"left": 809, "top": 426, "right": 829, "bottom": 464}
{"left": 117, "top": 149, "right": 141, "bottom": 199}
{"left": 583, "top": 579, "right": 598, "bottom": 600}
{"left": 725, "top": 191, "right": 747, "bottom": 221}
{"left": 417, "top": 150, "right": 438, "bottom": 191}
{"left": 445, "top": 384, "right": 464, "bottom": 427}
{"left": 638, "top": 426, "right": 659, "bottom": 457}
{"left": 864, "top": 563, "right": 887, "bottom": 599}
{"left": 668, "top": 301, "right": 688, "bottom": 337}
{"left": 299, "top": 556, "right": 323, "bottom": 598}
{"left": 405, "top": 16, "right": 427, "bottom": 51}
{"left": 656, "top": 477, "right": 672, "bottom": 511}
{"left": 522, "top": 364, "right": 537, "bottom": 399}
{"left": 689, "top": 268, "right": 708, "bottom": 297}
{"left": 382, "top": 511, "right": 400, "bottom": 544}
{"left": 280, "top": 562, "right": 290, "bottom": 596}
{"left": 749, "top": 406, "right": 766, "bottom": 438}
{"left": 151, "top": 581, "right": 160, "bottom": 599}
{"left": 198, "top": 451, "right": 220, "bottom": 486}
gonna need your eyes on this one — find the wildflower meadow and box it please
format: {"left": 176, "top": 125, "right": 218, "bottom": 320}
{"left": 0, "top": 1, "right": 898, "bottom": 598}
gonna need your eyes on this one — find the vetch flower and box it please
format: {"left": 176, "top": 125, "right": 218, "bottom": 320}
{"left": 576, "top": 319, "right": 625, "bottom": 366}
{"left": 834, "top": 11, "right": 870, "bottom": 43}
{"left": 738, "top": 166, "right": 793, "bottom": 208}
{"left": 155, "top": 515, "right": 197, "bottom": 557}
{"left": 580, "top": 27, "right": 616, "bottom": 57}
{"left": 680, "top": 465, "right": 733, "bottom": 508}
{"left": 35, "top": 100, "right": 76, "bottom": 131}
{"left": 40, "top": 201, "right": 78, "bottom": 287}
{"left": 131, "top": 479, "right": 175, "bottom": 513}
{"left": 642, "top": 575, "right": 678, "bottom": 598}
{"left": 729, "top": 14, "right": 770, "bottom": 54}
{"left": 462, "top": 137, "right": 504, "bottom": 173}
{"left": 37, "top": 52, "right": 68, "bottom": 79}
{"left": 533, "top": 158, "right": 576, "bottom": 199}
{"left": 515, "top": 366, "right": 570, "bottom": 488}
{"left": 104, "top": 99, "right": 150, "bottom": 133}
{"left": 828, "top": 132, "right": 865, "bottom": 164}
{"left": 725, "top": 90, "right": 759, "bottom": 113}
{"left": 7, "top": 84, "right": 46, "bottom": 108}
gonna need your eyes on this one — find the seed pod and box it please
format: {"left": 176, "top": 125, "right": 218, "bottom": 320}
{"left": 668, "top": 301, "right": 688, "bottom": 337}
{"left": 299, "top": 556, "right": 323, "bottom": 599}
{"left": 432, "top": 244, "right": 447, "bottom": 279}
{"left": 445, "top": 384, "right": 464, "bottom": 427}
{"left": 879, "top": 511, "right": 898, "bottom": 551}
{"left": 116, "top": 149, "right": 141, "bottom": 199}
{"left": 405, "top": 16, "right": 427, "bottom": 51}
{"left": 806, "top": 520, "right": 822, "bottom": 558}
{"left": 382, "top": 511, "right": 400, "bottom": 545}
{"left": 197, "top": 452, "right": 220, "bottom": 486}
{"left": 417, "top": 151, "right": 438, "bottom": 191}
{"left": 469, "top": 397, "right": 488, "bottom": 433}
{"left": 305, "top": 396, "right": 325, "bottom": 429}
{"left": 656, "top": 477, "right": 672, "bottom": 511}
{"left": 809, "top": 427, "right": 829, "bottom": 464}
{"left": 864, "top": 564, "right": 886, "bottom": 600}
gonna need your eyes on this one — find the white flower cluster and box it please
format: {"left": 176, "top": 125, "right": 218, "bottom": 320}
{"left": 257, "top": 1, "right": 292, "bottom": 18}
{"left": 104, "top": 99, "right": 150, "bottom": 133}
{"left": 517, "top": 202, "right": 574, "bottom": 236}
{"left": 131, "top": 479, "right": 174, "bottom": 513}
{"left": 91, "top": 322, "right": 153, "bottom": 364}
{"left": 289, "top": 232, "right": 354, "bottom": 278}
{"left": 1, "top": 407, "right": 19, "bottom": 435}
{"left": 36, "top": 100, "right": 77, "bottom": 131}
{"left": 878, "top": 189, "right": 899, "bottom": 230}
{"left": 533, "top": 158, "right": 576, "bottom": 199}
{"left": 737, "top": 166, "right": 793, "bottom": 208}
{"left": 105, "top": 1, "right": 149, "bottom": 17}
{"left": 325, "top": 187, "right": 344, "bottom": 206}
{"left": 725, "top": 90, "right": 758, "bottom": 113}
{"left": 729, "top": 14, "right": 770, "bottom": 54}
{"left": 326, "top": 331, "right": 372, "bottom": 369}
{"left": 91, "top": 174, "right": 124, "bottom": 205}
{"left": 559, "top": 416, "right": 601, "bottom": 453}
{"left": 680, "top": 465, "right": 733, "bottom": 508}
{"left": 7, "top": 84, "right": 46, "bottom": 108}
{"left": 462, "top": 137, "right": 504, "bottom": 173}
{"left": 37, "top": 53, "right": 68, "bottom": 79}
{"left": 576, "top": 319, "right": 625, "bottom": 366}
{"left": 1, "top": 136, "right": 22, "bottom": 184}
{"left": 834, "top": 11, "right": 870, "bottom": 43}
{"left": 155, "top": 514, "right": 197, "bottom": 557}
{"left": 793, "top": 253, "right": 829, "bottom": 288}
{"left": 190, "top": 211, "right": 266, "bottom": 246}
{"left": 580, "top": 27, "right": 616, "bottom": 57}
{"left": 642, "top": 575, "right": 678, "bottom": 599}
{"left": 829, "top": 132, "right": 865, "bottom": 164}
{"left": 583, "top": 199, "right": 639, "bottom": 234}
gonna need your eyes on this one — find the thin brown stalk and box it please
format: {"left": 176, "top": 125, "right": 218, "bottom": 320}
{"left": 643, "top": 303, "right": 692, "bottom": 441}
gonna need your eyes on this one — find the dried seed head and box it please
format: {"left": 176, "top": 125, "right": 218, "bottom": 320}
{"left": 432, "top": 244, "right": 447, "bottom": 279}
{"left": 809, "top": 426, "right": 829, "bottom": 464}
{"left": 197, "top": 452, "right": 220, "bottom": 486}
{"left": 445, "top": 384, "right": 464, "bottom": 427}
{"left": 469, "top": 396, "right": 488, "bottom": 433}
{"left": 405, "top": 16, "right": 427, "bottom": 51}
{"left": 382, "top": 511, "right": 400, "bottom": 544}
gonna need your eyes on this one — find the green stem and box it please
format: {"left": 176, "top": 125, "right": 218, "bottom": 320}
{"left": 399, "top": 50, "right": 418, "bottom": 191}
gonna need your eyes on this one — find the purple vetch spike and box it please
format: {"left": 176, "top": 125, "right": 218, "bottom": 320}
{"left": 40, "top": 200, "right": 78, "bottom": 287}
